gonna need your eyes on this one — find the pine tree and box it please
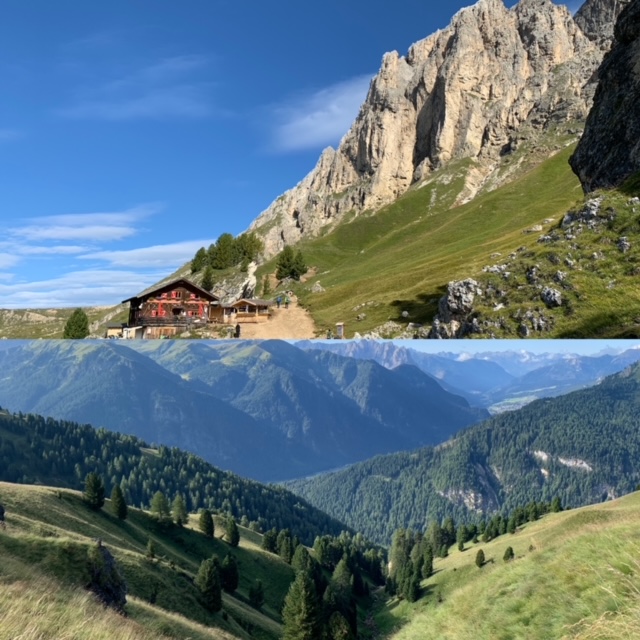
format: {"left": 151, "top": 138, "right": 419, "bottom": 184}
{"left": 83, "top": 472, "right": 105, "bottom": 510}
{"left": 262, "top": 274, "right": 272, "bottom": 297}
{"left": 150, "top": 491, "right": 171, "bottom": 521}
{"left": 221, "top": 554, "right": 239, "bottom": 593}
{"left": 201, "top": 265, "right": 214, "bottom": 292}
{"left": 507, "top": 516, "right": 517, "bottom": 534}
{"left": 503, "top": 546, "right": 515, "bottom": 562}
{"left": 199, "top": 509, "right": 214, "bottom": 538}
{"left": 111, "top": 485, "right": 127, "bottom": 520}
{"left": 421, "top": 544, "right": 433, "bottom": 579}
{"left": 172, "top": 494, "right": 188, "bottom": 526}
{"left": 64, "top": 308, "right": 90, "bottom": 339}
{"left": 475, "top": 549, "right": 485, "bottom": 568}
{"left": 146, "top": 538, "right": 156, "bottom": 559}
{"left": 195, "top": 557, "right": 222, "bottom": 612}
{"left": 225, "top": 516, "right": 240, "bottom": 547}
{"left": 249, "top": 579, "right": 265, "bottom": 609}
{"left": 551, "top": 496, "right": 563, "bottom": 513}
{"left": 326, "top": 611, "right": 355, "bottom": 640}
{"left": 282, "top": 570, "right": 322, "bottom": 640}
{"left": 276, "top": 246, "right": 307, "bottom": 280}
{"left": 191, "top": 247, "right": 207, "bottom": 273}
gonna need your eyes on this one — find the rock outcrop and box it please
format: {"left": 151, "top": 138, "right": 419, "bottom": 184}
{"left": 570, "top": 0, "right": 640, "bottom": 191}
{"left": 251, "top": 0, "right": 623, "bottom": 257}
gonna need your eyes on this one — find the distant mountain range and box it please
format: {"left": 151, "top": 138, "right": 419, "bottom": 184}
{"left": 295, "top": 340, "right": 640, "bottom": 410}
{"left": 0, "top": 340, "right": 486, "bottom": 482}
{"left": 287, "top": 360, "right": 640, "bottom": 544}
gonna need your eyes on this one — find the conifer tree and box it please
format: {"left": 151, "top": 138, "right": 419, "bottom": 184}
{"left": 475, "top": 549, "right": 485, "bottom": 568}
{"left": 282, "top": 570, "right": 322, "bottom": 640}
{"left": 191, "top": 247, "right": 207, "bottom": 273}
{"left": 221, "top": 554, "right": 239, "bottom": 593}
{"left": 146, "top": 538, "right": 156, "bottom": 559}
{"left": 111, "top": 484, "right": 127, "bottom": 520}
{"left": 83, "top": 472, "right": 105, "bottom": 510}
{"left": 195, "top": 557, "right": 222, "bottom": 612}
{"left": 150, "top": 491, "right": 171, "bottom": 521}
{"left": 63, "top": 308, "right": 90, "bottom": 339}
{"left": 225, "top": 516, "right": 240, "bottom": 547}
{"left": 201, "top": 265, "right": 214, "bottom": 292}
{"left": 172, "top": 494, "right": 188, "bottom": 526}
{"left": 199, "top": 509, "right": 214, "bottom": 538}
{"left": 551, "top": 496, "right": 563, "bottom": 513}
{"left": 503, "top": 546, "right": 515, "bottom": 562}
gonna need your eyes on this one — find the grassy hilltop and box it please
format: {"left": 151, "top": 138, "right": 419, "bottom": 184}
{"left": 0, "top": 481, "right": 292, "bottom": 640}
{"left": 376, "top": 491, "right": 640, "bottom": 640}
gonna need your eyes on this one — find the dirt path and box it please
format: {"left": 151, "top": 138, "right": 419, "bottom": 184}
{"left": 237, "top": 297, "right": 317, "bottom": 339}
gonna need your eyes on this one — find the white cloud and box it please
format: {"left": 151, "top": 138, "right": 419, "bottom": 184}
{"left": 0, "top": 254, "right": 20, "bottom": 269}
{"left": 58, "top": 55, "right": 215, "bottom": 121}
{"left": 270, "top": 74, "right": 372, "bottom": 152}
{"left": 8, "top": 203, "right": 161, "bottom": 243}
{"left": 82, "top": 239, "right": 215, "bottom": 268}
{"left": 0, "top": 269, "right": 167, "bottom": 308}
{"left": 13, "top": 245, "right": 89, "bottom": 255}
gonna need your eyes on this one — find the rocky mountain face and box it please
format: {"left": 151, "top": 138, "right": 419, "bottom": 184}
{"left": 570, "top": 0, "right": 640, "bottom": 191}
{"left": 251, "top": 0, "right": 622, "bottom": 257}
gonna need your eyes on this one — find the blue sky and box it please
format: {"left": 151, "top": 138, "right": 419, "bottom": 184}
{"left": 0, "top": 0, "right": 580, "bottom": 308}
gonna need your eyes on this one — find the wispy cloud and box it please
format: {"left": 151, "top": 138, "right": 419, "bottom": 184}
{"left": 270, "top": 74, "right": 371, "bottom": 152}
{"left": 0, "top": 269, "right": 168, "bottom": 308}
{"left": 8, "top": 204, "right": 161, "bottom": 243}
{"left": 58, "top": 55, "right": 215, "bottom": 121}
{"left": 82, "top": 239, "right": 215, "bottom": 268}
{"left": 0, "top": 254, "right": 20, "bottom": 269}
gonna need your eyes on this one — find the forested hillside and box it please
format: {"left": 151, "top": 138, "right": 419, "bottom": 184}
{"left": 0, "top": 407, "right": 347, "bottom": 545}
{"left": 288, "top": 362, "right": 640, "bottom": 544}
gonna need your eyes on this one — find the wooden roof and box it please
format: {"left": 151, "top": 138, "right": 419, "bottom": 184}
{"left": 121, "top": 278, "right": 219, "bottom": 304}
{"left": 225, "top": 298, "right": 274, "bottom": 308}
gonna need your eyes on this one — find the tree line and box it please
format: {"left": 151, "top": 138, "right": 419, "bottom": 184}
{"left": 0, "top": 407, "right": 348, "bottom": 545}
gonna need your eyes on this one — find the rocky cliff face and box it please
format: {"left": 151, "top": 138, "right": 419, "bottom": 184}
{"left": 570, "top": 0, "right": 639, "bottom": 191}
{"left": 250, "top": 0, "right": 623, "bottom": 258}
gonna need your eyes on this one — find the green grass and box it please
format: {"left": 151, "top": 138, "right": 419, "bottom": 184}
{"left": 374, "top": 491, "right": 640, "bottom": 640}
{"left": 254, "top": 145, "right": 586, "bottom": 337}
{"left": 0, "top": 482, "right": 293, "bottom": 640}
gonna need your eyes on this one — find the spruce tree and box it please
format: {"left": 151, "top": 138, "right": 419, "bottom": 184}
{"left": 172, "top": 494, "right": 188, "bottom": 526}
{"left": 282, "top": 570, "right": 321, "bottom": 640}
{"left": 63, "top": 308, "right": 90, "bottom": 339}
{"left": 110, "top": 485, "right": 127, "bottom": 520}
{"left": 201, "top": 265, "right": 214, "bottom": 292}
{"left": 503, "top": 546, "right": 515, "bottom": 562}
{"left": 83, "top": 472, "right": 105, "bottom": 510}
{"left": 221, "top": 554, "right": 239, "bottom": 593}
{"left": 225, "top": 516, "right": 240, "bottom": 547}
{"left": 475, "top": 549, "right": 485, "bottom": 568}
{"left": 195, "top": 557, "right": 222, "bottom": 612}
{"left": 551, "top": 496, "right": 563, "bottom": 513}
{"left": 146, "top": 538, "right": 156, "bottom": 559}
{"left": 191, "top": 247, "right": 207, "bottom": 273}
{"left": 150, "top": 491, "right": 171, "bottom": 521}
{"left": 199, "top": 509, "right": 214, "bottom": 538}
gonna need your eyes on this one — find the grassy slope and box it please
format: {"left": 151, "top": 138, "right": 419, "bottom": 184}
{"left": 0, "top": 482, "right": 293, "bottom": 640}
{"left": 376, "top": 491, "right": 640, "bottom": 640}
{"left": 255, "top": 145, "right": 587, "bottom": 336}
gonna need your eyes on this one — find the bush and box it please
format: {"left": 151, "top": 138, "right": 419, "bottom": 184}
{"left": 503, "top": 546, "right": 515, "bottom": 562}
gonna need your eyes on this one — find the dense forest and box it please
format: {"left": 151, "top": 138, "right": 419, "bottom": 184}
{"left": 288, "top": 363, "right": 640, "bottom": 544}
{"left": 0, "top": 407, "right": 348, "bottom": 545}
